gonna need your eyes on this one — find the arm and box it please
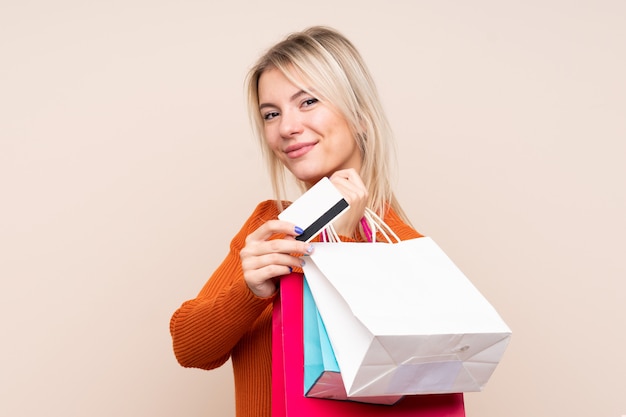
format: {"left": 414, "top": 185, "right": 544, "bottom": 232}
{"left": 169, "top": 201, "right": 278, "bottom": 370}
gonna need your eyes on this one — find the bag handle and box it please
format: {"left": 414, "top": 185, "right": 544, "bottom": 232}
{"left": 362, "top": 208, "right": 401, "bottom": 243}
{"left": 321, "top": 208, "right": 400, "bottom": 243}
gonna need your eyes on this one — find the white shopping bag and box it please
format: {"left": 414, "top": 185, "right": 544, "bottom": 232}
{"left": 302, "top": 237, "right": 511, "bottom": 398}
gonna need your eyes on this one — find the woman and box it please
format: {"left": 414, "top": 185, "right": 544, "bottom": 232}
{"left": 169, "top": 26, "right": 421, "bottom": 417}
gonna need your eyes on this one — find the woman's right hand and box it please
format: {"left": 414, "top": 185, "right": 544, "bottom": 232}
{"left": 240, "top": 220, "right": 313, "bottom": 298}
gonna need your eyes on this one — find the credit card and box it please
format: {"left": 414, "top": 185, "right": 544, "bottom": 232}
{"left": 278, "top": 177, "right": 350, "bottom": 242}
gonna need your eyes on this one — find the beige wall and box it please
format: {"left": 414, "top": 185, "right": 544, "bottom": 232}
{"left": 1, "top": 1, "right": 624, "bottom": 416}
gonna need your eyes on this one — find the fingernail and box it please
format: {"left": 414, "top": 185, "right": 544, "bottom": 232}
{"left": 306, "top": 245, "right": 314, "bottom": 254}
{"left": 294, "top": 226, "right": 304, "bottom": 235}
{"left": 300, "top": 259, "right": 306, "bottom": 267}
{"left": 288, "top": 266, "right": 293, "bottom": 273}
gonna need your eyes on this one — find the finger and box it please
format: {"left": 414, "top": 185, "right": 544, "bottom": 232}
{"left": 247, "top": 219, "right": 303, "bottom": 242}
{"left": 330, "top": 170, "right": 366, "bottom": 193}
{"left": 240, "top": 238, "right": 314, "bottom": 261}
{"left": 330, "top": 168, "right": 365, "bottom": 185}
{"left": 242, "top": 252, "right": 308, "bottom": 298}
{"left": 242, "top": 252, "right": 306, "bottom": 273}
{"left": 330, "top": 177, "right": 367, "bottom": 205}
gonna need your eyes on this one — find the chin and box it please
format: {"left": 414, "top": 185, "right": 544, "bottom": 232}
{"left": 291, "top": 171, "right": 325, "bottom": 186}
{"left": 288, "top": 162, "right": 332, "bottom": 185}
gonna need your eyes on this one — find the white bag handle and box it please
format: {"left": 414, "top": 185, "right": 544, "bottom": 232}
{"left": 320, "top": 223, "right": 341, "bottom": 242}
{"left": 362, "top": 208, "right": 400, "bottom": 243}
{"left": 321, "top": 208, "right": 400, "bottom": 243}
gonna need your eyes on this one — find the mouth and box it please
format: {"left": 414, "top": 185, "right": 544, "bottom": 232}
{"left": 284, "top": 142, "right": 317, "bottom": 159}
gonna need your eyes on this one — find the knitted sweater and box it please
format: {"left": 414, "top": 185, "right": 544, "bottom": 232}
{"left": 169, "top": 200, "right": 421, "bottom": 417}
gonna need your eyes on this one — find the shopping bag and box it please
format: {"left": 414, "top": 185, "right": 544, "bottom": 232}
{"left": 302, "top": 237, "right": 512, "bottom": 399}
{"left": 303, "top": 279, "right": 403, "bottom": 405}
{"left": 272, "top": 272, "right": 466, "bottom": 417}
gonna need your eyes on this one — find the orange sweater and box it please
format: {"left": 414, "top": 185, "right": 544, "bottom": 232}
{"left": 169, "top": 200, "right": 421, "bottom": 417}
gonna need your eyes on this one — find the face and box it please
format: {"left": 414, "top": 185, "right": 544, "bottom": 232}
{"left": 257, "top": 67, "right": 362, "bottom": 186}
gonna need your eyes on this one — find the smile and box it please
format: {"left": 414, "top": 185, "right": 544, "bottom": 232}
{"left": 284, "top": 142, "right": 316, "bottom": 159}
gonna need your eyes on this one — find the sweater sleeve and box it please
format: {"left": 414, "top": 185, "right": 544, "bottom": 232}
{"left": 169, "top": 200, "right": 280, "bottom": 370}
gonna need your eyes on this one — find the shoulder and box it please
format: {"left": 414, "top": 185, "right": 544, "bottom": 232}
{"left": 383, "top": 206, "right": 423, "bottom": 240}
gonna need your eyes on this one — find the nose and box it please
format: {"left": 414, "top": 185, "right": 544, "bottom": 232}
{"left": 278, "top": 109, "right": 304, "bottom": 138}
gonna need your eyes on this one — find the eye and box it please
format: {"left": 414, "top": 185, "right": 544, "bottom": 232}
{"left": 301, "top": 98, "right": 319, "bottom": 108}
{"left": 263, "top": 111, "right": 280, "bottom": 121}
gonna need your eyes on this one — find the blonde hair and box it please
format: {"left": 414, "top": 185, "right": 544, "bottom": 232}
{"left": 246, "top": 26, "right": 410, "bottom": 224}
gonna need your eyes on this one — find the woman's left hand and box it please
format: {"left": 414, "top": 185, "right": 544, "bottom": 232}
{"left": 328, "top": 168, "right": 368, "bottom": 238}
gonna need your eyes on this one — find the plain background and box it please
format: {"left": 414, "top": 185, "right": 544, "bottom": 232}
{"left": 1, "top": 1, "right": 625, "bottom": 416}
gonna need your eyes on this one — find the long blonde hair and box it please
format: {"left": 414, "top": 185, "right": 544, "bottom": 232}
{"left": 246, "top": 26, "right": 410, "bottom": 224}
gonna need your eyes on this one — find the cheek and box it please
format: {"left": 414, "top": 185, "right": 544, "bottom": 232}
{"left": 313, "top": 109, "right": 351, "bottom": 138}
{"left": 263, "top": 127, "right": 280, "bottom": 150}
{"left": 264, "top": 132, "right": 286, "bottom": 162}
{"left": 308, "top": 110, "right": 331, "bottom": 131}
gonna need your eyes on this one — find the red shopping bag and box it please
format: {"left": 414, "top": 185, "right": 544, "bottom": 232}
{"left": 272, "top": 272, "right": 466, "bottom": 417}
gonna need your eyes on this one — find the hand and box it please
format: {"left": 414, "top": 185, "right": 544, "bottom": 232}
{"left": 329, "top": 168, "right": 368, "bottom": 238}
{"left": 240, "top": 220, "right": 313, "bottom": 298}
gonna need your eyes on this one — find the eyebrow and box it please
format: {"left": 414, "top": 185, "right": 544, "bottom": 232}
{"left": 258, "top": 90, "right": 310, "bottom": 111}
